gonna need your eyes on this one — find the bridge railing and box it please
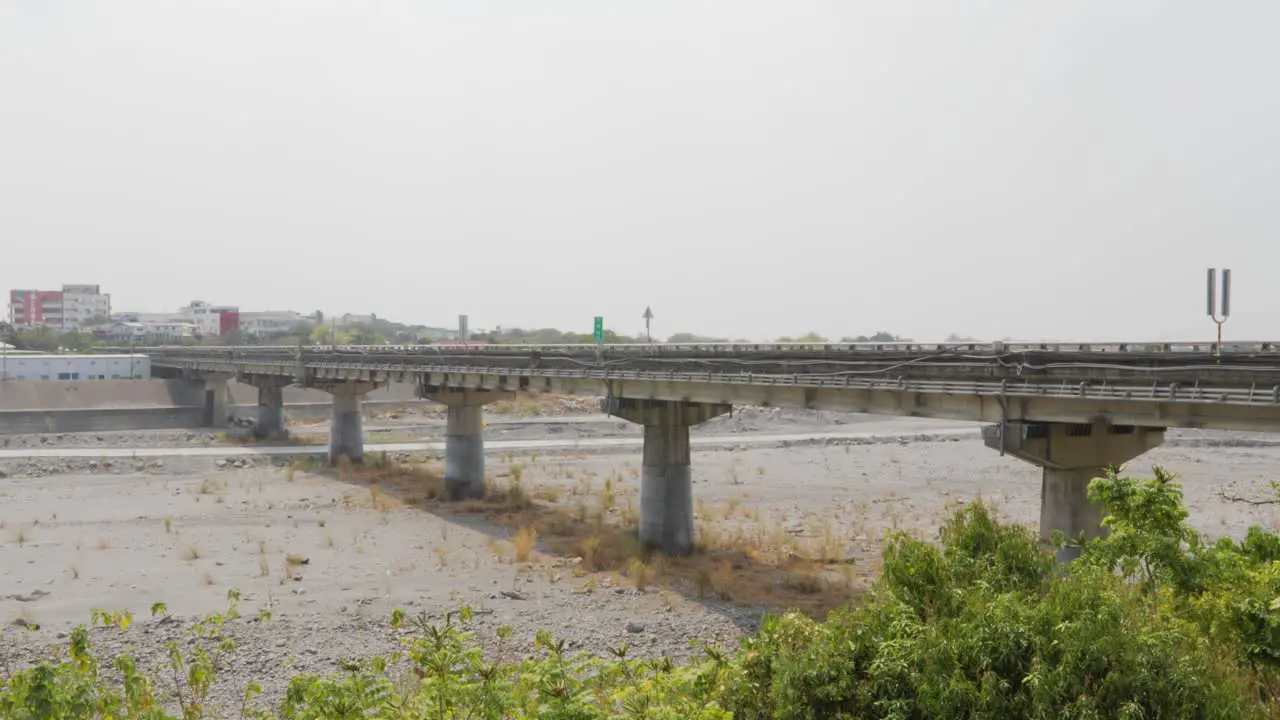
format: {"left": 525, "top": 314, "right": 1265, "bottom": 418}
{"left": 115, "top": 340, "right": 1280, "bottom": 357}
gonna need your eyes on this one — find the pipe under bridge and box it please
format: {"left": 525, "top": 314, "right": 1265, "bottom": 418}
{"left": 134, "top": 341, "right": 1280, "bottom": 559}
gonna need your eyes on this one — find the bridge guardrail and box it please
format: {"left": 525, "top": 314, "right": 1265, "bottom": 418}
{"left": 114, "top": 340, "right": 1280, "bottom": 357}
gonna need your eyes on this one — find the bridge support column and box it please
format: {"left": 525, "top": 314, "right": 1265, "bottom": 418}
{"left": 605, "top": 398, "right": 731, "bottom": 556}
{"left": 984, "top": 421, "right": 1164, "bottom": 562}
{"left": 323, "top": 382, "right": 377, "bottom": 465}
{"left": 252, "top": 382, "right": 289, "bottom": 440}
{"left": 419, "top": 389, "right": 510, "bottom": 500}
{"left": 201, "top": 375, "right": 232, "bottom": 428}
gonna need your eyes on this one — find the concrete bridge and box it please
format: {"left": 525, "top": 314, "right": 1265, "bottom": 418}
{"left": 138, "top": 341, "right": 1280, "bottom": 558}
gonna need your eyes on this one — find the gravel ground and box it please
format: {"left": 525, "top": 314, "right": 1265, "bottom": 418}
{"left": 0, "top": 404, "right": 942, "bottom": 451}
{"left": 2, "top": 411, "right": 1280, "bottom": 716}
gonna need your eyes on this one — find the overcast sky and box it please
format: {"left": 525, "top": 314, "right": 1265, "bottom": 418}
{"left": 1, "top": 1, "right": 1276, "bottom": 342}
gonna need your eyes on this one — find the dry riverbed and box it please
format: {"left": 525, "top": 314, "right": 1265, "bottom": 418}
{"left": 1, "top": 414, "right": 1279, "bottom": 714}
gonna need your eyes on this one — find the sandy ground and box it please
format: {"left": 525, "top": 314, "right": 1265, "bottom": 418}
{"left": 2, "top": 410, "right": 1279, "bottom": 715}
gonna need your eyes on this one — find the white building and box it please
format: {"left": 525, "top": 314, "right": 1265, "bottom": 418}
{"left": 0, "top": 354, "right": 149, "bottom": 381}
{"left": 180, "top": 301, "right": 239, "bottom": 337}
{"left": 61, "top": 284, "right": 111, "bottom": 328}
{"left": 239, "top": 310, "right": 306, "bottom": 337}
{"left": 107, "top": 321, "right": 196, "bottom": 343}
{"left": 108, "top": 321, "right": 147, "bottom": 342}
{"left": 146, "top": 322, "right": 198, "bottom": 342}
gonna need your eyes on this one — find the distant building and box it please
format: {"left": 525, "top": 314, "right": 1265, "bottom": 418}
{"left": 115, "top": 302, "right": 309, "bottom": 339}
{"left": 239, "top": 310, "right": 306, "bottom": 337}
{"left": 334, "top": 313, "right": 376, "bottom": 327}
{"left": 8, "top": 284, "right": 110, "bottom": 330}
{"left": 0, "top": 353, "right": 149, "bottom": 381}
{"left": 180, "top": 301, "right": 240, "bottom": 337}
{"left": 61, "top": 284, "right": 111, "bottom": 328}
{"left": 104, "top": 321, "right": 196, "bottom": 344}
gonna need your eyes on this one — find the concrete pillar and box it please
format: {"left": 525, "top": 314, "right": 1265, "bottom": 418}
{"left": 606, "top": 398, "right": 731, "bottom": 555}
{"left": 640, "top": 421, "right": 695, "bottom": 555}
{"left": 418, "top": 389, "right": 508, "bottom": 500}
{"left": 253, "top": 384, "right": 287, "bottom": 440}
{"left": 984, "top": 422, "right": 1164, "bottom": 561}
{"left": 445, "top": 402, "right": 485, "bottom": 500}
{"left": 328, "top": 384, "right": 369, "bottom": 465}
{"left": 202, "top": 376, "right": 230, "bottom": 428}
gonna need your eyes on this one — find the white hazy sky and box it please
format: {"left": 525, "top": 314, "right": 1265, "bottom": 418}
{"left": 1, "top": 1, "right": 1276, "bottom": 342}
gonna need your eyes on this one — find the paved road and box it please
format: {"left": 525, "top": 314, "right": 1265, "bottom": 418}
{"left": 0, "top": 426, "right": 980, "bottom": 460}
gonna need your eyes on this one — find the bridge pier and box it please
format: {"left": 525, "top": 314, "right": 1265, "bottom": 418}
{"left": 200, "top": 374, "right": 232, "bottom": 428}
{"left": 419, "top": 389, "right": 509, "bottom": 500}
{"left": 984, "top": 421, "right": 1164, "bottom": 562}
{"left": 323, "top": 382, "right": 377, "bottom": 465}
{"left": 245, "top": 378, "right": 291, "bottom": 441}
{"left": 606, "top": 398, "right": 731, "bottom": 556}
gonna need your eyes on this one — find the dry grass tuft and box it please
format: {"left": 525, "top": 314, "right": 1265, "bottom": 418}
{"left": 282, "top": 453, "right": 867, "bottom": 617}
{"left": 627, "top": 557, "right": 653, "bottom": 590}
{"left": 513, "top": 526, "right": 538, "bottom": 563}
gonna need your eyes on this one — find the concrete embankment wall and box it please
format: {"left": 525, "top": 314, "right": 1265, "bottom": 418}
{"left": 0, "top": 379, "right": 429, "bottom": 434}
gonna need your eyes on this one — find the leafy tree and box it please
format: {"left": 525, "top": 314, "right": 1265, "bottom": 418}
{"left": 1084, "top": 467, "right": 1280, "bottom": 675}
{"left": 841, "top": 331, "right": 907, "bottom": 343}
{"left": 774, "top": 333, "right": 830, "bottom": 342}
{"left": 345, "top": 325, "right": 388, "bottom": 345}
{"left": 308, "top": 324, "right": 345, "bottom": 345}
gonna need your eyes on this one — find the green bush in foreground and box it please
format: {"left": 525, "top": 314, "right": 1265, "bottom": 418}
{"left": 3, "top": 466, "right": 1279, "bottom": 718}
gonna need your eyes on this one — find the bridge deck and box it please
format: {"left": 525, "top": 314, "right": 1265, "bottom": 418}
{"left": 134, "top": 343, "right": 1280, "bottom": 433}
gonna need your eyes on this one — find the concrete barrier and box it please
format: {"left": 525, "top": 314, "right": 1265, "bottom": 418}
{"left": 0, "top": 407, "right": 206, "bottom": 434}
{"left": 0, "top": 379, "right": 204, "bottom": 411}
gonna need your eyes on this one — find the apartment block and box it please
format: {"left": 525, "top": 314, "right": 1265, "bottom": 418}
{"left": 8, "top": 284, "right": 110, "bottom": 330}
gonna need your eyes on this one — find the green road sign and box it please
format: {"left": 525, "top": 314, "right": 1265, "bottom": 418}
{"left": 593, "top": 316, "right": 604, "bottom": 343}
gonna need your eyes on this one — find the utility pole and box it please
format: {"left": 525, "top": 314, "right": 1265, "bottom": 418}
{"left": 1207, "top": 267, "right": 1231, "bottom": 356}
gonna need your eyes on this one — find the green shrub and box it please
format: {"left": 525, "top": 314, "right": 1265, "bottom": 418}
{"left": 726, "top": 495, "right": 1256, "bottom": 719}
{"left": 1085, "top": 467, "right": 1280, "bottom": 685}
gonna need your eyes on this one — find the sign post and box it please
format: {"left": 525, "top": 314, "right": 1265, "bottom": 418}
{"left": 642, "top": 306, "right": 654, "bottom": 344}
{"left": 1207, "top": 267, "right": 1231, "bottom": 356}
{"left": 593, "top": 316, "right": 604, "bottom": 344}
